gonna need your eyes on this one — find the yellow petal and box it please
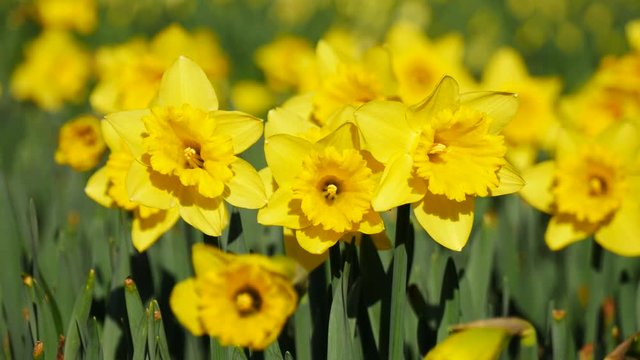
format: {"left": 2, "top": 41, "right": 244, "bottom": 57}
{"left": 157, "top": 56, "right": 218, "bottom": 111}
{"left": 126, "top": 161, "right": 177, "bottom": 209}
{"left": 258, "top": 167, "right": 276, "bottom": 199}
{"left": 425, "top": 327, "right": 510, "bottom": 360}
{"left": 257, "top": 187, "right": 308, "bottom": 229}
{"left": 169, "top": 278, "right": 204, "bottom": 336}
{"left": 357, "top": 210, "right": 385, "bottom": 234}
{"left": 131, "top": 208, "right": 180, "bottom": 252}
{"left": 355, "top": 100, "right": 414, "bottom": 163}
{"left": 101, "top": 119, "right": 124, "bottom": 152}
{"left": 483, "top": 47, "right": 528, "bottom": 85}
{"left": 488, "top": 162, "right": 525, "bottom": 196}
{"left": 224, "top": 158, "right": 267, "bottom": 209}
{"left": 409, "top": 76, "right": 459, "bottom": 123}
{"left": 85, "top": 166, "right": 114, "bottom": 208}
{"left": 519, "top": 161, "right": 555, "bottom": 213}
{"left": 213, "top": 110, "right": 264, "bottom": 154}
{"left": 105, "top": 109, "right": 150, "bottom": 159}
{"left": 316, "top": 40, "right": 340, "bottom": 75}
{"left": 264, "top": 134, "right": 314, "bottom": 186}
{"left": 296, "top": 226, "right": 342, "bottom": 254}
{"left": 284, "top": 229, "right": 329, "bottom": 271}
{"left": 413, "top": 194, "right": 475, "bottom": 251}
{"left": 191, "top": 243, "right": 233, "bottom": 276}
{"left": 372, "top": 154, "right": 427, "bottom": 211}
{"left": 595, "top": 201, "right": 640, "bottom": 256}
{"left": 460, "top": 91, "right": 519, "bottom": 134}
{"left": 265, "top": 106, "right": 316, "bottom": 138}
{"left": 597, "top": 121, "right": 639, "bottom": 163}
{"left": 545, "top": 215, "right": 593, "bottom": 250}
{"left": 317, "top": 122, "right": 358, "bottom": 151}
{"left": 178, "top": 188, "right": 229, "bottom": 236}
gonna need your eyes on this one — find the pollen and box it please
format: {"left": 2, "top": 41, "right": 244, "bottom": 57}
{"left": 428, "top": 143, "right": 447, "bottom": 155}
{"left": 234, "top": 288, "right": 261, "bottom": 316}
{"left": 588, "top": 176, "right": 607, "bottom": 196}
{"left": 184, "top": 146, "right": 205, "bottom": 169}
{"left": 322, "top": 183, "right": 339, "bottom": 201}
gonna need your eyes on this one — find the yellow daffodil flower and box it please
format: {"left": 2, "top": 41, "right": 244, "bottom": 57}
{"left": 170, "top": 244, "right": 300, "bottom": 350}
{"left": 520, "top": 122, "right": 640, "bottom": 256}
{"left": 91, "top": 23, "right": 229, "bottom": 113}
{"left": 230, "top": 80, "right": 276, "bottom": 116}
{"left": 355, "top": 76, "right": 524, "bottom": 251}
{"left": 34, "top": 0, "right": 97, "bottom": 34}
{"left": 627, "top": 19, "right": 640, "bottom": 52}
{"left": 482, "top": 47, "right": 561, "bottom": 169}
{"left": 11, "top": 30, "right": 91, "bottom": 111}
{"left": 258, "top": 121, "right": 387, "bottom": 254}
{"left": 54, "top": 115, "right": 106, "bottom": 172}
{"left": 254, "top": 35, "right": 318, "bottom": 93}
{"left": 85, "top": 121, "right": 180, "bottom": 252}
{"left": 105, "top": 56, "right": 266, "bottom": 237}
{"left": 386, "top": 21, "right": 477, "bottom": 105}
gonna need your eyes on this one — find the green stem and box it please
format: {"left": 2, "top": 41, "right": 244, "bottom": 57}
{"left": 388, "top": 204, "right": 411, "bottom": 360}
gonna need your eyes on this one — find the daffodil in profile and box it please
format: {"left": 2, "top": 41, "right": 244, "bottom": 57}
{"left": 258, "top": 122, "right": 387, "bottom": 254}
{"left": 85, "top": 121, "right": 180, "bottom": 252}
{"left": 520, "top": 122, "right": 640, "bottom": 256}
{"left": 355, "top": 76, "right": 524, "bottom": 250}
{"left": 105, "top": 56, "right": 266, "bottom": 237}
{"left": 170, "top": 244, "right": 300, "bottom": 350}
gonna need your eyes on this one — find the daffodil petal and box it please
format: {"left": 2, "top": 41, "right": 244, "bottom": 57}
{"left": 355, "top": 100, "right": 414, "bottom": 163}
{"left": 489, "top": 162, "right": 525, "bottom": 196}
{"left": 169, "top": 278, "right": 204, "bottom": 336}
{"left": 317, "top": 122, "right": 359, "bottom": 151}
{"left": 425, "top": 327, "right": 510, "bottom": 360}
{"left": 191, "top": 243, "right": 233, "bottom": 276}
{"left": 316, "top": 40, "right": 340, "bottom": 75}
{"left": 132, "top": 208, "right": 180, "bottom": 252}
{"left": 357, "top": 209, "right": 385, "bottom": 234}
{"left": 372, "top": 154, "right": 426, "bottom": 211}
{"left": 178, "top": 188, "right": 228, "bottom": 236}
{"left": 224, "top": 158, "right": 267, "bottom": 209}
{"left": 85, "top": 166, "right": 114, "bottom": 208}
{"left": 413, "top": 194, "right": 475, "bottom": 251}
{"left": 264, "top": 134, "right": 314, "bottom": 186}
{"left": 126, "top": 161, "right": 177, "bottom": 209}
{"left": 213, "top": 110, "right": 264, "bottom": 154}
{"left": 597, "top": 121, "right": 639, "bottom": 163}
{"left": 265, "top": 106, "right": 315, "bottom": 138}
{"left": 101, "top": 119, "right": 124, "bottom": 152}
{"left": 157, "top": 56, "right": 218, "bottom": 111}
{"left": 545, "top": 215, "right": 592, "bottom": 250}
{"left": 257, "top": 187, "right": 307, "bottom": 229}
{"left": 258, "top": 167, "right": 276, "bottom": 198}
{"left": 284, "top": 229, "right": 329, "bottom": 271}
{"left": 460, "top": 91, "right": 519, "bottom": 134}
{"left": 105, "top": 109, "right": 150, "bottom": 159}
{"left": 409, "top": 76, "right": 459, "bottom": 124}
{"left": 520, "top": 161, "right": 555, "bottom": 213}
{"left": 595, "top": 201, "right": 640, "bottom": 256}
{"left": 295, "top": 226, "right": 342, "bottom": 254}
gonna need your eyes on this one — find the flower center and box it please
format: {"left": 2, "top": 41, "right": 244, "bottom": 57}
{"left": 322, "top": 181, "right": 339, "bottom": 201}
{"left": 588, "top": 176, "right": 607, "bottom": 196}
{"left": 184, "top": 146, "right": 204, "bottom": 169}
{"left": 234, "top": 287, "right": 262, "bottom": 317}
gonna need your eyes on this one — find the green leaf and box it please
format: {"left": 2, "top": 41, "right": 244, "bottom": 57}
{"left": 388, "top": 204, "right": 412, "bottom": 360}
{"left": 294, "top": 294, "right": 312, "bottom": 360}
{"left": 63, "top": 269, "right": 95, "bottom": 359}
{"left": 124, "top": 277, "right": 148, "bottom": 360}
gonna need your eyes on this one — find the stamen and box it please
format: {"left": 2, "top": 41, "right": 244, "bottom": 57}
{"left": 234, "top": 288, "right": 261, "bottom": 316}
{"left": 589, "top": 176, "right": 607, "bottom": 196}
{"left": 184, "top": 147, "right": 204, "bottom": 168}
{"left": 323, "top": 183, "right": 338, "bottom": 201}
{"left": 429, "top": 142, "right": 447, "bottom": 155}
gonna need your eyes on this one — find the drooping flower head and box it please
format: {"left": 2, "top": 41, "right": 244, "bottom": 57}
{"left": 259, "top": 121, "right": 388, "bottom": 254}
{"left": 106, "top": 56, "right": 266, "bottom": 237}
{"left": 170, "top": 244, "right": 300, "bottom": 350}
{"left": 520, "top": 122, "right": 640, "bottom": 256}
{"left": 355, "top": 76, "right": 524, "bottom": 250}
{"left": 55, "top": 115, "right": 106, "bottom": 172}
{"left": 85, "top": 121, "right": 179, "bottom": 252}
{"left": 11, "top": 30, "right": 92, "bottom": 111}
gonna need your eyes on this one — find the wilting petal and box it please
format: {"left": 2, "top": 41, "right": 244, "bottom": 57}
{"left": 85, "top": 166, "right": 114, "bottom": 208}
{"left": 178, "top": 188, "right": 229, "bottom": 236}
{"left": 519, "top": 161, "right": 555, "bottom": 213}
{"left": 126, "top": 161, "right": 177, "bottom": 209}
{"left": 413, "top": 194, "right": 475, "bottom": 251}
{"left": 355, "top": 100, "right": 414, "bottom": 163}
{"left": 224, "top": 159, "right": 267, "bottom": 209}
{"left": 296, "top": 225, "right": 342, "bottom": 254}
{"left": 595, "top": 201, "right": 640, "bottom": 256}
{"left": 372, "top": 154, "right": 426, "bottom": 211}
{"left": 191, "top": 243, "right": 233, "bottom": 276}
{"left": 105, "top": 109, "right": 150, "bottom": 159}
{"left": 264, "top": 134, "right": 314, "bottom": 186}
{"left": 409, "top": 76, "right": 459, "bottom": 125}
{"left": 157, "top": 56, "right": 218, "bottom": 111}
{"left": 460, "top": 91, "right": 519, "bottom": 134}
{"left": 131, "top": 208, "right": 180, "bottom": 252}
{"left": 488, "top": 162, "right": 525, "bottom": 196}
{"left": 169, "top": 278, "right": 204, "bottom": 336}
{"left": 545, "top": 215, "right": 594, "bottom": 250}
{"left": 284, "top": 229, "right": 328, "bottom": 271}
{"left": 257, "top": 187, "right": 307, "bottom": 229}
{"left": 214, "top": 111, "right": 264, "bottom": 154}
